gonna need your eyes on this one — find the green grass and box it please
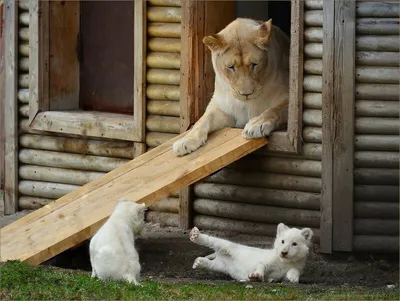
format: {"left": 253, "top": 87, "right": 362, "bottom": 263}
{"left": 0, "top": 261, "right": 398, "bottom": 300}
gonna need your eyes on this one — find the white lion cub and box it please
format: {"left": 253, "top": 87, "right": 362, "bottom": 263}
{"left": 89, "top": 199, "right": 146, "bottom": 285}
{"left": 189, "top": 223, "right": 313, "bottom": 283}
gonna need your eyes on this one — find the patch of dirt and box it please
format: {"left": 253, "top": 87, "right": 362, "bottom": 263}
{"left": 46, "top": 223, "right": 399, "bottom": 288}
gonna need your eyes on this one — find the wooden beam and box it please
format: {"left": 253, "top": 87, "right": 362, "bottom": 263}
{"left": 0, "top": 128, "right": 267, "bottom": 265}
{"left": 0, "top": 1, "right": 5, "bottom": 191}
{"left": 4, "top": 0, "right": 18, "bottom": 214}
{"left": 320, "top": 0, "right": 335, "bottom": 254}
{"left": 332, "top": 0, "right": 356, "bottom": 252}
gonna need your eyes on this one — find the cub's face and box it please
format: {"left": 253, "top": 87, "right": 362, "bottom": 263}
{"left": 203, "top": 18, "right": 274, "bottom": 101}
{"left": 117, "top": 199, "right": 147, "bottom": 232}
{"left": 273, "top": 223, "right": 313, "bottom": 262}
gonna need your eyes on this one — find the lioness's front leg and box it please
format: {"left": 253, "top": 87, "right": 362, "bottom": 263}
{"left": 243, "top": 100, "right": 288, "bottom": 139}
{"left": 173, "top": 101, "right": 235, "bottom": 156}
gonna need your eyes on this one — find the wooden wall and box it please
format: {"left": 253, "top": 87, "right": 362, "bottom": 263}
{"left": 352, "top": 1, "right": 399, "bottom": 252}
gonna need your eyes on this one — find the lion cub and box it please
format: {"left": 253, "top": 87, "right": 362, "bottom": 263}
{"left": 173, "top": 18, "right": 289, "bottom": 156}
{"left": 189, "top": 223, "right": 313, "bottom": 283}
{"left": 89, "top": 199, "right": 146, "bottom": 285}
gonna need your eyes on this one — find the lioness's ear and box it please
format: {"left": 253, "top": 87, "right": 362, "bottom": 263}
{"left": 276, "top": 223, "right": 290, "bottom": 237}
{"left": 203, "top": 34, "right": 226, "bottom": 51}
{"left": 301, "top": 228, "right": 313, "bottom": 241}
{"left": 255, "top": 19, "right": 273, "bottom": 49}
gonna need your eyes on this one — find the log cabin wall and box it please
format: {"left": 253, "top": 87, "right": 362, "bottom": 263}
{"left": 352, "top": 1, "right": 399, "bottom": 252}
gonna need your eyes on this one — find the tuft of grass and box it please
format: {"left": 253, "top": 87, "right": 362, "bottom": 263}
{"left": 0, "top": 260, "right": 398, "bottom": 300}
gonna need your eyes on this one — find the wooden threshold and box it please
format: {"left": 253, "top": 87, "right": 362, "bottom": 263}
{"left": 0, "top": 128, "right": 267, "bottom": 265}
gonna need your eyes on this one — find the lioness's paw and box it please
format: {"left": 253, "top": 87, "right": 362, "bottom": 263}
{"left": 286, "top": 269, "right": 300, "bottom": 283}
{"left": 248, "top": 272, "right": 264, "bottom": 281}
{"left": 172, "top": 136, "right": 206, "bottom": 156}
{"left": 189, "top": 227, "right": 200, "bottom": 242}
{"left": 242, "top": 121, "right": 274, "bottom": 139}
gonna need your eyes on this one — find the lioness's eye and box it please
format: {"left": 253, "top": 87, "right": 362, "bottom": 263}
{"left": 227, "top": 65, "right": 235, "bottom": 71}
{"left": 292, "top": 242, "right": 297, "bottom": 246}
{"left": 281, "top": 240, "right": 284, "bottom": 244}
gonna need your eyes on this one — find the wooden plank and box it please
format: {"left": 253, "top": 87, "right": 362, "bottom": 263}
{"left": 0, "top": 128, "right": 267, "bottom": 264}
{"left": 133, "top": 0, "right": 147, "bottom": 142}
{"left": 332, "top": 0, "right": 355, "bottom": 252}
{"left": 320, "top": 0, "right": 334, "bottom": 254}
{"left": 0, "top": 1, "right": 5, "bottom": 191}
{"left": 4, "top": 0, "right": 18, "bottom": 214}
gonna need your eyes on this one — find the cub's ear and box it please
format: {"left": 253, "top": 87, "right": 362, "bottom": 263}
{"left": 255, "top": 19, "right": 273, "bottom": 50}
{"left": 301, "top": 228, "right": 313, "bottom": 241}
{"left": 276, "top": 223, "right": 290, "bottom": 237}
{"left": 203, "top": 34, "right": 226, "bottom": 51}
{"left": 118, "top": 199, "right": 127, "bottom": 203}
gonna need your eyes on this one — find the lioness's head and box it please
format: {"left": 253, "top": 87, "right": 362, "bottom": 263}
{"left": 203, "top": 18, "right": 289, "bottom": 101}
{"left": 273, "top": 223, "right": 313, "bottom": 262}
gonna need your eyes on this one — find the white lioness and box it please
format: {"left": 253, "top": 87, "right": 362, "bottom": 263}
{"left": 189, "top": 223, "right": 313, "bottom": 283}
{"left": 173, "top": 18, "right": 289, "bottom": 156}
{"left": 89, "top": 199, "right": 146, "bottom": 285}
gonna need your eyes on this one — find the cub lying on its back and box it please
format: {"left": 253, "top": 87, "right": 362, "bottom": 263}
{"left": 173, "top": 18, "right": 289, "bottom": 156}
{"left": 189, "top": 223, "right": 313, "bottom": 283}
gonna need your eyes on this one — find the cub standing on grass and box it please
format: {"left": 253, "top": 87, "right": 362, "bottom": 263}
{"left": 189, "top": 223, "right": 313, "bottom": 283}
{"left": 173, "top": 18, "right": 289, "bottom": 156}
{"left": 89, "top": 199, "right": 146, "bottom": 285}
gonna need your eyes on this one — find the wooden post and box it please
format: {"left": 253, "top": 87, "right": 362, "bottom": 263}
{"left": 4, "top": 0, "right": 18, "bottom": 214}
{"left": 0, "top": 1, "right": 5, "bottom": 191}
{"left": 332, "top": 0, "right": 356, "bottom": 251}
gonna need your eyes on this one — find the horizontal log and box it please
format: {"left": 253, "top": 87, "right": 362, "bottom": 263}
{"left": 19, "top": 28, "right": 29, "bottom": 41}
{"left": 305, "top": 0, "right": 323, "bottom": 10}
{"left": 356, "top": 84, "right": 399, "bottom": 101}
{"left": 19, "top": 119, "right": 90, "bottom": 138}
{"left": 147, "top": 69, "right": 180, "bottom": 85}
{"left": 356, "top": 36, "right": 399, "bottom": 52}
{"left": 148, "top": 0, "right": 181, "bottom": 7}
{"left": 230, "top": 156, "right": 322, "bottom": 177}
{"left": 148, "top": 197, "right": 179, "bottom": 213}
{"left": 356, "top": 2, "right": 399, "bottom": 18}
{"left": 146, "top": 115, "right": 180, "bottom": 134}
{"left": 19, "top": 12, "right": 29, "bottom": 26}
{"left": 19, "top": 180, "right": 80, "bottom": 199}
{"left": 19, "top": 58, "right": 29, "bottom": 71}
{"left": 355, "top": 202, "right": 399, "bottom": 219}
{"left": 19, "top": 74, "right": 29, "bottom": 88}
{"left": 147, "top": 7, "right": 181, "bottom": 23}
{"left": 304, "top": 10, "right": 322, "bottom": 27}
{"left": 304, "top": 27, "right": 322, "bottom": 43}
{"left": 357, "top": 18, "right": 399, "bottom": 35}
{"left": 19, "top": 105, "right": 29, "bottom": 117}
{"left": 147, "top": 84, "right": 180, "bottom": 101}
{"left": 147, "top": 100, "right": 180, "bottom": 117}
{"left": 19, "top": 149, "right": 129, "bottom": 173}
{"left": 304, "top": 59, "right": 322, "bottom": 75}
{"left": 19, "top": 196, "right": 55, "bottom": 210}
{"left": 19, "top": 134, "right": 134, "bottom": 158}
{"left": 193, "top": 199, "right": 320, "bottom": 228}
{"left": 19, "top": 43, "right": 29, "bottom": 57}
{"left": 148, "top": 22, "right": 181, "bottom": 38}
{"left": 354, "top": 185, "right": 399, "bottom": 203}
{"left": 147, "top": 52, "right": 180, "bottom": 69}
{"left": 303, "top": 109, "right": 322, "bottom": 127}
{"left": 356, "top": 100, "right": 399, "bottom": 118}
{"left": 145, "top": 211, "right": 179, "bottom": 227}
{"left": 303, "top": 127, "right": 322, "bottom": 143}
{"left": 146, "top": 132, "right": 177, "bottom": 147}
{"left": 356, "top": 51, "right": 399, "bottom": 67}
{"left": 304, "top": 93, "right": 322, "bottom": 109}
{"left": 354, "top": 219, "right": 399, "bottom": 236}
{"left": 356, "top": 67, "right": 399, "bottom": 84}
{"left": 355, "top": 135, "right": 399, "bottom": 151}
{"left": 304, "top": 43, "right": 322, "bottom": 59}
{"left": 256, "top": 143, "right": 322, "bottom": 161}
{"left": 18, "top": 89, "right": 29, "bottom": 103}
{"left": 354, "top": 235, "right": 399, "bottom": 253}
{"left": 355, "top": 117, "right": 399, "bottom": 135}
{"left": 148, "top": 37, "right": 181, "bottom": 53}
{"left": 194, "top": 183, "right": 320, "bottom": 210}
{"left": 354, "top": 168, "right": 399, "bottom": 185}
{"left": 205, "top": 169, "right": 322, "bottom": 193}
{"left": 19, "top": 165, "right": 105, "bottom": 186}
{"left": 18, "top": 0, "right": 30, "bottom": 11}
{"left": 303, "top": 75, "right": 322, "bottom": 92}
{"left": 193, "top": 215, "right": 320, "bottom": 243}
{"left": 355, "top": 151, "right": 399, "bottom": 168}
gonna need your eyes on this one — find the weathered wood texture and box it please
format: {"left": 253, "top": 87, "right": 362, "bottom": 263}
{"left": 0, "top": 128, "right": 267, "bottom": 265}
{"left": 0, "top": 0, "right": 5, "bottom": 191}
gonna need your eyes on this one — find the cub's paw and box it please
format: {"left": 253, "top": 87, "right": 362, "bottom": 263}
{"left": 189, "top": 227, "right": 200, "bottom": 242}
{"left": 242, "top": 120, "right": 274, "bottom": 139}
{"left": 248, "top": 272, "right": 264, "bottom": 282}
{"left": 286, "top": 269, "right": 300, "bottom": 284}
{"left": 192, "top": 257, "right": 208, "bottom": 269}
{"left": 172, "top": 135, "right": 207, "bottom": 156}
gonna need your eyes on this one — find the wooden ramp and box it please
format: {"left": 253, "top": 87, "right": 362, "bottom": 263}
{"left": 0, "top": 128, "right": 267, "bottom": 265}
